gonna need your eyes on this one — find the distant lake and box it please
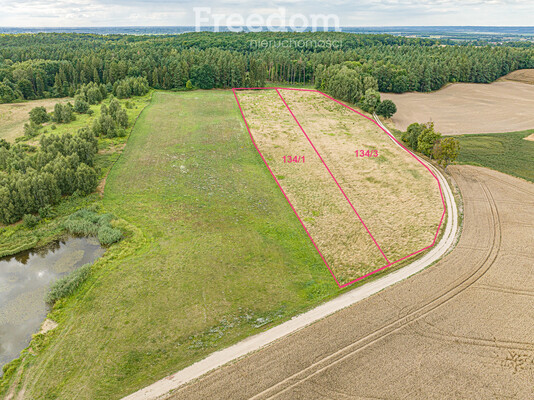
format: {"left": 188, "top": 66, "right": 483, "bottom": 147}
{"left": 0, "top": 237, "right": 104, "bottom": 372}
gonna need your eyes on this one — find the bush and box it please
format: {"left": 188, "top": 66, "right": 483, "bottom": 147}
{"left": 376, "top": 99, "right": 397, "bottom": 118}
{"left": 38, "top": 205, "right": 55, "bottom": 219}
{"left": 97, "top": 225, "right": 122, "bottom": 245}
{"left": 29, "top": 106, "right": 50, "bottom": 124}
{"left": 23, "top": 121, "right": 40, "bottom": 137}
{"left": 22, "top": 214, "right": 40, "bottom": 228}
{"left": 73, "top": 95, "right": 90, "bottom": 114}
{"left": 46, "top": 263, "right": 92, "bottom": 305}
{"left": 64, "top": 209, "right": 122, "bottom": 245}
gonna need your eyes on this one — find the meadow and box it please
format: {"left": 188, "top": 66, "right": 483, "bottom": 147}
{"left": 3, "top": 91, "right": 341, "bottom": 399}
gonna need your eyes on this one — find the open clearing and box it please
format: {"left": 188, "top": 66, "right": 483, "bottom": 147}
{"left": 5, "top": 91, "right": 345, "bottom": 399}
{"left": 0, "top": 98, "right": 72, "bottom": 142}
{"left": 236, "top": 89, "right": 443, "bottom": 285}
{"left": 382, "top": 80, "right": 534, "bottom": 134}
{"left": 168, "top": 165, "right": 534, "bottom": 399}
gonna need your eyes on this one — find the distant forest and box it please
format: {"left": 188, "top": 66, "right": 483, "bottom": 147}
{"left": 1, "top": 31, "right": 533, "bottom": 103}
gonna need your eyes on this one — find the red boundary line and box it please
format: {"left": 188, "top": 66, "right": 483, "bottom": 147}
{"left": 275, "top": 88, "right": 389, "bottom": 263}
{"left": 233, "top": 87, "right": 446, "bottom": 289}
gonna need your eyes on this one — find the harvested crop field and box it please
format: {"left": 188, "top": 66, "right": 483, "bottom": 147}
{"left": 168, "top": 165, "right": 534, "bottom": 400}
{"left": 500, "top": 68, "right": 534, "bottom": 85}
{"left": 382, "top": 80, "right": 534, "bottom": 134}
{"left": 235, "top": 89, "right": 444, "bottom": 286}
{"left": 0, "top": 97, "right": 72, "bottom": 142}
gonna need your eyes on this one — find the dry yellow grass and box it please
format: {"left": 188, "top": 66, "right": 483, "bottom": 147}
{"left": 237, "top": 89, "right": 443, "bottom": 284}
{"left": 238, "top": 90, "right": 385, "bottom": 283}
{"left": 0, "top": 98, "right": 72, "bottom": 142}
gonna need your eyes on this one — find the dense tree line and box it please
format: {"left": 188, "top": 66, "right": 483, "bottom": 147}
{"left": 0, "top": 32, "right": 532, "bottom": 103}
{"left": 314, "top": 62, "right": 398, "bottom": 117}
{"left": 0, "top": 129, "right": 98, "bottom": 224}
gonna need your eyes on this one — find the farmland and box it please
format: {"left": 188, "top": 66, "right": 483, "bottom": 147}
{"left": 382, "top": 79, "right": 534, "bottom": 134}
{"left": 169, "top": 165, "right": 534, "bottom": 400}
{"left": 236, "top": 89, "right": 444, "bottom": 285}
{"left": 500, "top": 68, "right": 534, "bottom": 85}
{"left": 455, "top": 129, "right": 534, "bottom": 182}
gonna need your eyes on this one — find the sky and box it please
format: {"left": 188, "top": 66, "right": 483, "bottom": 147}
{"left": 0, "top": 0, "right": 533, "bottom": 28}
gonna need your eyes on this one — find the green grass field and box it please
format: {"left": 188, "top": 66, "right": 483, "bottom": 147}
{"left": 455, "top": 130, "right": 534, "bottom": 182}
{"left": 5, "top": 90, "right": 339, "bottom": 399}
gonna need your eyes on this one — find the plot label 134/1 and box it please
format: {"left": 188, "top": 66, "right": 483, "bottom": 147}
{"left": 283, "top": 155, "right": 305, "bottom": 163}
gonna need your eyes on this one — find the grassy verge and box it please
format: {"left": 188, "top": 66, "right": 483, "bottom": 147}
{"left": 454, "top": 129, "right": 534, "bottom": 182}
{"left": 4, "top": 90, "right": 340, "bottom": 399}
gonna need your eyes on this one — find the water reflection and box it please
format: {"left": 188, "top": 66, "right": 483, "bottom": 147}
{"left": 0, "top": 237, "right": 104, "bottom": 372}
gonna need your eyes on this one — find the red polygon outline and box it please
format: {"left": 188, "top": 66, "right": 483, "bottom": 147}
{"left": 233, "top": 87, "right": 446, "bottom": 289}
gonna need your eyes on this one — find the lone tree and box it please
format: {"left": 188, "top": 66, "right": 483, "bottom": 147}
{"left": 433, "top": 137, "right": 460, "bottom": 167}
{"left": 376, "top": 99, "right": 397, "bottom": 118}
{"left": 29, "top": 106, "right": 50, "bottom": 125}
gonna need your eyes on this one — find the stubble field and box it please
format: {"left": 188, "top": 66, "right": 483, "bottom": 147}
{"left": 382, "top": 79, "right": 534, "bottom": 134}
{"left": 0, "top": 98, "right": 72, "bottom": 142}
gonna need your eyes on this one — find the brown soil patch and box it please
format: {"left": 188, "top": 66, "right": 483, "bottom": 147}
{"left": 524, "top": 133, "right": 534, "bottom": 141}
{"left": 501, "top": 68, "right": 534, "bottom": 85}
{"left": 237, "top": 90, "right": 443, "bottom": 284}
{"left": 0, "top": 98, "right": 72, "bottom": 142}
{"left": 38, "top": 319, "right": 58, "bottom": 335}
{"left": 169, "top": 166, "right": 534, "bottom": 400}
{"left": 382, "top": 81, "right": 534, "bottom": 134}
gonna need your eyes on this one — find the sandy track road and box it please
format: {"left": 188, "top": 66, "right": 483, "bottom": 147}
{"left": 167, "top": 166, "right": 534, "bottom": 400}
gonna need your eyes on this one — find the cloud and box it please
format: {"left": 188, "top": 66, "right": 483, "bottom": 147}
{"left": 0, "top": 0, "right": 533, "bottom": 27}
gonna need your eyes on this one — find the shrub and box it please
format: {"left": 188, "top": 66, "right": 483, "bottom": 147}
{"left": 29, "top": 106, "right": 50, "bottom": 124}
{"left": 46, "top": 263, "right": 92, "bottom": 305}
{"left": 38, "top": 205, "right": 55, "bottom": 219}
{"left": 376, "top": 99, "right": 397, "bottom": 118}
{"left": 22, "top": 214, "right": 40, "bottom": 228}
{"left": 73, "top": 95, "right": 90, "bottom": 114}
{"left": 97, "top": 225, "right": 122, "bottom": 245}
{"left": 64, "top": 209, "right": 122, "bottom": 245}
{"left": 23, "top": 121, "right": 40, "bottom": 137}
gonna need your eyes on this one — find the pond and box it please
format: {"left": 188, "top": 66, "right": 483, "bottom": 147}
{"left": 0, "top": 237, "right": 104, "bottom": 372}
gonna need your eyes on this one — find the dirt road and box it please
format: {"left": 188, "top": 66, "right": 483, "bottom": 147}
{"left": 167, "top": 165, "right": 534, "bottom": 399}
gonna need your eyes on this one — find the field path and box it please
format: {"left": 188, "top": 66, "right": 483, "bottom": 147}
{"left": 121, "top": 119, "right": 458, "bottom": 400}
